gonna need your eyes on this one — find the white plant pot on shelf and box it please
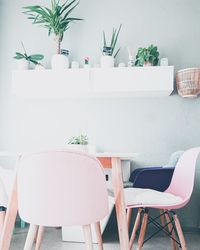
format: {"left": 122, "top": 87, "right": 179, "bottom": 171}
{"left": 100, "top": 55, "right": 114, "bottom": 68}
{"left": 51, "top": 54, "right": 69, "bottom": 70}
{"left": 17, "top": 59, "right": 29, "bottom": 70}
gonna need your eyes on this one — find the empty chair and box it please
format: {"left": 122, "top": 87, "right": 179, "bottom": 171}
{"left": 17, "top": 150, "right": 109, "bottom": 250}
{"left": 125, "top": 147, "right": 200, "bottom": 250}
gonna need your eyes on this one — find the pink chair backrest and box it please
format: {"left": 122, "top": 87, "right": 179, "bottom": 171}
{"left": 17, "top": 150, "right": 109, "bottom": 227}
{"left": 166, "top": 147, "right": 200, "bottom": 203}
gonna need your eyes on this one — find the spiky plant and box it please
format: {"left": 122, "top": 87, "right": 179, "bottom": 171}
{"left": 23, "top": 0, "right": 83, "bottom": 54}
{"left": 102, "top": 24, "right": 122, "bottom": 58}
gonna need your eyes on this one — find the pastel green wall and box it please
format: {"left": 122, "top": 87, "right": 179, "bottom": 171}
{"left": 0, "top": 0, "right": 200, "bottom": 229}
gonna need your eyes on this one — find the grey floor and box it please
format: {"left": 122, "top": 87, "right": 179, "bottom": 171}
{"left": 10, "top": 227, "right": 200, "bottom": 250}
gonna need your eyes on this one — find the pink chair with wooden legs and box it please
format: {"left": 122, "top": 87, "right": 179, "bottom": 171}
{"left": 17, "top": 150, "right": 109, "bottom": 250}
{"left": 124, "top": 147, "right": 200, "bottom": 250}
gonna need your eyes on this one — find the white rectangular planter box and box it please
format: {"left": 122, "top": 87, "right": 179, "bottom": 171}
{"left": 12, "top": 69, "right": 91, "bottom": 98}
{"left": 12, "top": 66, "right": 174, "bottom": 98}
{"left": 91, "top": 66, "right": 174, "bottom": 97}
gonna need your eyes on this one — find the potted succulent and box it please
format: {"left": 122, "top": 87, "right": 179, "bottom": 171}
{"left": 135, "top": 44, "right": 159, "bottom": 67}
{"left": 67, "top": 134, "right": 89, "bottom": 152}
{"left": 23, "top": 0, "right": 83, "bottom": 70}
{"left": 14, "top": 43, "right": 44, "bottom": 70}
{"left": 100, "top": 24, "right": 122, "bottom": 68}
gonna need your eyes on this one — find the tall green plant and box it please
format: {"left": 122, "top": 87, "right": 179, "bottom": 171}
{"left": 102, "top": 24, "right": 122, "bottom": 58}
{"left": 23, "top": 0, "right": 83, "bottom": 54}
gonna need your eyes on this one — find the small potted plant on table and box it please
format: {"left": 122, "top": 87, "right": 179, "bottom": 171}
{"left": 67, "top": 134, "right": 89, "bottom": 152}
{"left": 23, "top": 0, "right": 83, "bottom": 70}
{"left": 135, "top": 44, "right": 159, "bottom": 67}
{"left": 100, "top": 24, "right": 122, "bottom": 68}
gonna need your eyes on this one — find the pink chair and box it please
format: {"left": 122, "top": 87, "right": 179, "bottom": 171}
{"left": 124, "top": 147, "right": 200, "bottom": 250}
{"left": 17, "top": 150, "right": 109, "bottom": 250}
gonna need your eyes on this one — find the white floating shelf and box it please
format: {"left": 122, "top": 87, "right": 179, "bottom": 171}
{"left": 12, "top": 66, "right": 174, "bottom": 98}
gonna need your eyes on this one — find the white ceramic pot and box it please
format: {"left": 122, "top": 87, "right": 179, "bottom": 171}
{"left": 17, "top": 59, "right": 29, "bottom": 70}
{"left": 100, "top": 55, "right": 114, "bottom": 68}
{"left": 51, "top": 54, "right": 69, "bottom": 70}
{"left": 66, "top": 144, "right": 89, "bottom": 152}
{"left": 35, "top": 63, "right": 45, "bottom": 70}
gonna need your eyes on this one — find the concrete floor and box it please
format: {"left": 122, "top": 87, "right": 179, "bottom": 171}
{"left": 10, "top": 227, "right": 200, "bottom": 250}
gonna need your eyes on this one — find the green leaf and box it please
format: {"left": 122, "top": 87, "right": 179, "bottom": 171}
{"left": 103, "top": 31, "right": 107, "bottom": 47}
{"left": 114, "top": 47, "right": 121, "bottom": 58}
{"left": 111, "top": 24, "right": 122, "bottom": 55}
{"left": 29, "top": 54, "right": 44, "bottom": 60}
{"left": 60, "top": 0, "right": 77, "bottom": 15}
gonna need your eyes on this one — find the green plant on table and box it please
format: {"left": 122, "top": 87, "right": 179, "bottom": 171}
{"left": 23, "top": 0, "right": 83, "bottom": 54}
{"left": 135, "top": 44, "right": 159, "bottom": 67}
{"left": 67, "top": 134, "right": 88, "bottom": 145}
{"left": 102, "top": 24, "right": 122, "bottom": 58}
{"left": 13, "top": 42, "right": 44, "bottom": 65}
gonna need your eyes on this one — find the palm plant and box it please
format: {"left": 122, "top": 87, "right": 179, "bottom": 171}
{"left": 23, "top": 0, "right": 83, "bottom": 54}
{"left": 102, "top": 24, "right": 122, "bottom": 58}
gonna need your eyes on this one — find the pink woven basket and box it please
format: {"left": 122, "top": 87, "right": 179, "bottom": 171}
{"left": 176, "top": 68, "right": 200, "bottom": 98}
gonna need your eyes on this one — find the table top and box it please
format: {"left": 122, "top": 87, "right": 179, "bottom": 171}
{"left": 0, "top": 151, "right": 138, "bottom": 160}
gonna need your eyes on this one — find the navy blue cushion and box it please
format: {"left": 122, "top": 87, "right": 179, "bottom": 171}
{"left": 129, "top": 167, "right": 174, "bottom": 192}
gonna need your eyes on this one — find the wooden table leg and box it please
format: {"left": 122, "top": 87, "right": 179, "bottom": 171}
{"left": 0, "top": 177, "right": 18, "bottom": 250}
{"left": 112, "top": 158, "right": 130, "bottom": 250}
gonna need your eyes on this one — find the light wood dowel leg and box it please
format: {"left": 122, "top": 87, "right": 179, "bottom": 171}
{"left": 130, "top": 208, "right": 142, "bottom": 249}
{"left": 83, "top": 224, "right": 94, "bottom": 250}
{"left": 173, "top": 214, "right": 187, "bottom": 250}
{"left": 137, "top": 211, "right": 148, "bottom": 250}
{"left": 0, "top": 178, "right": 18, "bottom": 250}
{"left": 24, "top": 224, "right": 38, "bottom": 250}
{"left": 165, "top": 212, "right": 178, "bottom": 250}
{"left": 0, "top": 211, "right": 6, "bottom": 238}
{"left": 95, "top": 222, "right": 103, "bottom": 250}
{"left": 127, "top": 208, "right": 132, "bottom": 230}
{"left": 159, "top": 209, "right": 167, "bottom": 235}
{"left": 112, "top": 158, "right": 130, "bottom": 250}
{"left": 35, "top": 226, "right": 44, "bottom": 250}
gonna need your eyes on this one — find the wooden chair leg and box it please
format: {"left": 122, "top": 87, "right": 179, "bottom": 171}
{"left": 127, "top": 208, "right": 132, "bottom": 230}
{"left": 35, "top": 226, "right": 44, "bottom": 250}
{"left": 165, "top": 212, "right": 178, "bottom": 250}
{"left": 95, "top": 222, "right": 103, "bottom": 250}
{"left": 130, "top": 208, "right": 142, "bottom": 249}
{"left": 137, "top": 210, "right": 148, "bottom": 250}
{"left": 83, "top": 224, "right": 94, "bottom": 250}
{"left": 159, "top": 209, "right": 166, "bottom": 234}
{"left": 24, "top": 224, "right": 38, "bottom": 250}
{"left": 173, "top": 214, "right": 187, "bottom": 250}
{"left": 0, "top": 211, "right": 5, "bottom": 238}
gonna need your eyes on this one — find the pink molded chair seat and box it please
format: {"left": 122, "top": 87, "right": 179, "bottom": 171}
{"left": 126, "top": 147, "right": 200, "bottom": 250}
{"left": 17, "top": 150, "right": 109, "bottom": 250}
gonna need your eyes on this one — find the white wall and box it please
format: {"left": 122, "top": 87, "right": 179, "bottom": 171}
{"left": 1, "top": 0, "right": 200, "bottom": 229}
